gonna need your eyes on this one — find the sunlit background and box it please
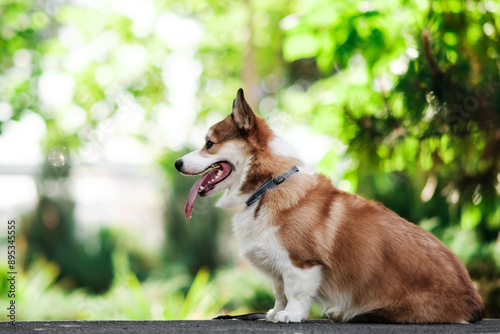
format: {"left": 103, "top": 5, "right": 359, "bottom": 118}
{"left": 1, "top": 0, "right": 499, "bottom": 320}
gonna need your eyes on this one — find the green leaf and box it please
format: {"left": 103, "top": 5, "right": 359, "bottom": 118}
{"left": 461, "top": 206, "right": 482, "bottom": 230}
{"left": 282, "top": 32, "right": 320, "bottom": 62}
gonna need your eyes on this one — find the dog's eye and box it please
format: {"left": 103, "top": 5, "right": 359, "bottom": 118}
{"left": 206, "top": 140, "right": 214, "bottom": 150}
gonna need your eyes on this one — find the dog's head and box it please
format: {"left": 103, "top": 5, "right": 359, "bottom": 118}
{"left": 175, "top": 89, "right": 302, "bottom": 218}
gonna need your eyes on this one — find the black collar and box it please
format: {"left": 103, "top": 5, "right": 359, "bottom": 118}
{"left": 245, "top": 166, "right": 299, "bottom": 206}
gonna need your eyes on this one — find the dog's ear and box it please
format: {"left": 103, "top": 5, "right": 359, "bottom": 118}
{"left": 232, "top": 88, "right": 256, "bottom": 135}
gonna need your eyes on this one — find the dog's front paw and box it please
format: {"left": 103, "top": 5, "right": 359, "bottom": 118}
{"left": 266, "top": 309, "right": 278, "bottom": 322}
{"left": 266, "top": 308, "right": 278, "bottom": 322}
{"left": 273, "top": 310, "right": 304, "bottom": 323}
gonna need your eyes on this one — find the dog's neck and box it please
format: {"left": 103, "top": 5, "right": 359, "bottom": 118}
{"left": 245, "top": 166, "right": 299, "bottom": 206}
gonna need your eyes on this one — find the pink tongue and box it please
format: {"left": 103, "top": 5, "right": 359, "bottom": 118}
{"left": 184, "top": 172, "right": 212, "bottom": 219}
{"left": 184, "top": 163, "right": 232, "bottom": 219}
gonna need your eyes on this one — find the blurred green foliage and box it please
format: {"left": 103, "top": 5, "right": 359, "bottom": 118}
{"left": 1, "top": 0, "right": 499, "bottom": 320}
{"left": 0, "top": 253, "right": 281, "bottom": 320}
{"left": 24, "top": 159, "right": 114, "bottom": 292}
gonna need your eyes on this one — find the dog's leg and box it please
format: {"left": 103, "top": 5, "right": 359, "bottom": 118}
{"left": 266, "top": 278, "right": 287, "bottom": 322}
{"left": 273, "top": 265, "right": 322, "bottom": 323}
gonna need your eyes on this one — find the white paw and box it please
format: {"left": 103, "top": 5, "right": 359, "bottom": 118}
{"left": 273, "top": 310, "right": 304, "bottom": 323}
{"left": 266, "top": 309, "right": 278, "bottom": 322}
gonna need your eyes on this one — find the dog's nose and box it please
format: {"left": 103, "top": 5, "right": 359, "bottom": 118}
{"left": 174, "top": 159, "right": 183, "bottom": 171}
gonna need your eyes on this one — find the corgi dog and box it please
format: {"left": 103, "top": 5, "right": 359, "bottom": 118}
{"left": 174, "top": 89, "right": 485, "bottom": 323}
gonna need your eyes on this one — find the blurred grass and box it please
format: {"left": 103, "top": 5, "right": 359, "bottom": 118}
{"left": 0, "top": 252, "right": 272, "bottom": 321}
{"left": 0, "top": 250, "right": 333, "bottom": 321}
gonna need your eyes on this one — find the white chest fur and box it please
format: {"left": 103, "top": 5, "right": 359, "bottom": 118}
{"left": 232, "top": 203, "right": 325, "bottom": 323}
{"left": 232, "top": 206, "right": 289, "bottom": 279}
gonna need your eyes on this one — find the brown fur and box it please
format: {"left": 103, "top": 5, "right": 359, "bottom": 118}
{"left": 223, "top": 90, "right": 485, "bottom": 323}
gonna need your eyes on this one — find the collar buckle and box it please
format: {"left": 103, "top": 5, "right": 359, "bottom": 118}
{"left": 245, "top": 166, "right": 299, "bottom": 206}
{"left": 274, "top": 175, "right": 285, "bottom": 184}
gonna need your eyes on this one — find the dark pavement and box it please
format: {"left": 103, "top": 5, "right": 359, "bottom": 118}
{"left": 1, "top": 319, "right": 500, "bottom": 334}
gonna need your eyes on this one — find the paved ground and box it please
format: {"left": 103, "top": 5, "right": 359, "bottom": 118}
{"left": 1, "top": 319, "right": 499, "bottom": 334}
